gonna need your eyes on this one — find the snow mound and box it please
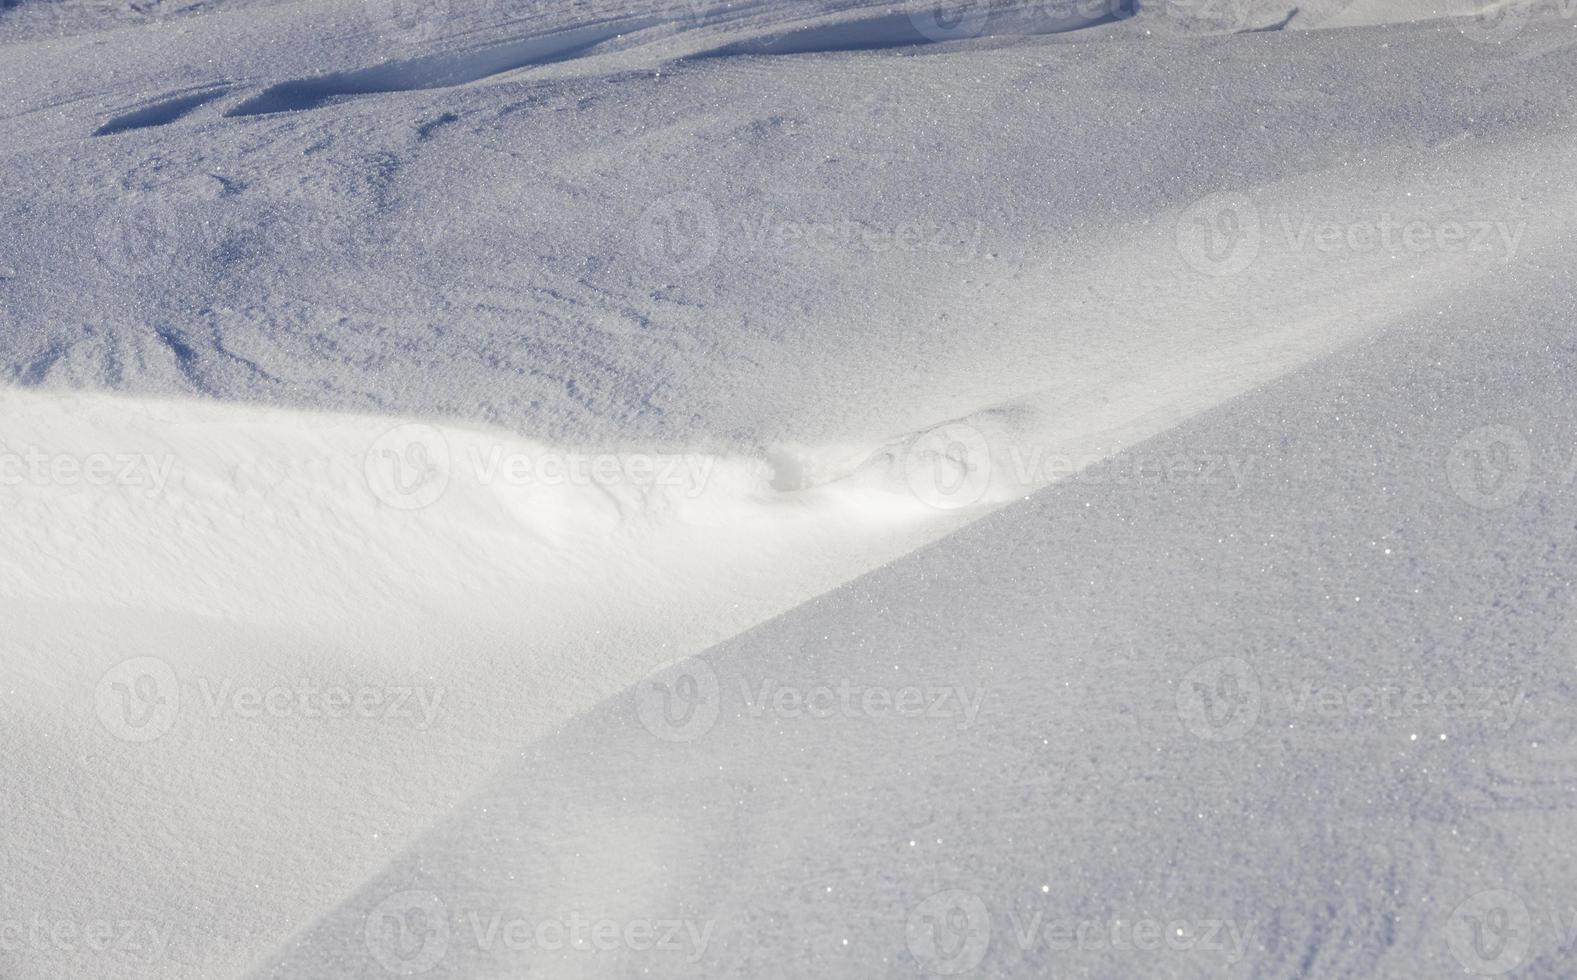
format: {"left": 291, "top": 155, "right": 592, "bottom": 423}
{"left": 252, "top": 243, "right": 1577, "bottom": 980}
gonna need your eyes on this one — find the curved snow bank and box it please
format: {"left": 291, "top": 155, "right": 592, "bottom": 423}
{"left": 0, "top": 379, "right": 1220, "bottom": 639}
{"left": 0, "top": 389, "right": 938, "bottom": 633}
{"left": 0, "top": 387, "right": 965, "bottom": 980}
{"left": 0, "top": 373, "right": 1230, "bottom": 980}
{"left": 251, "top": 246, "right": 1577, "bottom": 980}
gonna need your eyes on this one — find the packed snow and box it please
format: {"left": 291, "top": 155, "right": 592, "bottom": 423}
{"left": 2, "top": 0, "right": 1575, "bottom": 977}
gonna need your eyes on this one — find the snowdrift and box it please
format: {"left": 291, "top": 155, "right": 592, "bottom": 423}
{"left": 3, "top": 0, "right": 1577, "bottom": 977}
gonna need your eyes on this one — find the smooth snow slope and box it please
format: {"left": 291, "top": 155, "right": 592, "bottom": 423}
{"left": 256, "top": 242, "right": 1577, "bottom": 980}
{"left": 0, "top": 385, "right": 1006, "bottom": 980}
{"left": 2, "top": 0, "right": 1575, "bottom": 978}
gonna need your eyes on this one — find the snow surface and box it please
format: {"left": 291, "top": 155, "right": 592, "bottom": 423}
{"left": 2, "top": 0, "right": 1576, "bottom": 977}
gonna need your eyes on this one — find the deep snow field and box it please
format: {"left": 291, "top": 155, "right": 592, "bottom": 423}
{"left": 2, "top": 0, "right": 1577, "bottom": 977}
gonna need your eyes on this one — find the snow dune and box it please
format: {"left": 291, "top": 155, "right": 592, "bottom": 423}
{"left": 255, "top": 250, "right": 1577, "bottom": 979}
{"left": 2, "top": 0, "right": 1576, "bottom": 977}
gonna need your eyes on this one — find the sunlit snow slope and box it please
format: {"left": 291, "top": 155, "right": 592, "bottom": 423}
{"left": 260, "top": 249, "right": 1577, "bottom": 980}
{"left": 2, "top": 0, "right": 1576, "bottom": 978}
